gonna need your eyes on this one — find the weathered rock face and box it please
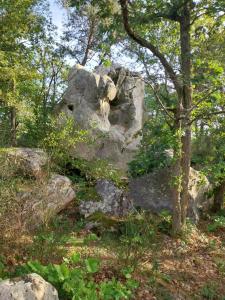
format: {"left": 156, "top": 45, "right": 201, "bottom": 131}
{"left": 0, "top": 273, "right": 59, "bottom": 300}
{"left": 0, "top": 148, "right": 75, "bottom": 229}
{"left": 19, "top": 174, "right": 75, "bottom": 229}
{"left": 79, "top": 179, "right": 133, "bottom": 217}
{"left": 57, "top": 65, "right": 145, "bottom": 170}
{"left": 128, "top": 167, "right": 212, "bottom": 222}
{"left": 3, "top": 148, "right": 48, "bottom": 180}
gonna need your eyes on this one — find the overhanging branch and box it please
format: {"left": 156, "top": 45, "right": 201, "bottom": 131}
{"left": 119, "top": 0, "right": 182, "bottom": 96}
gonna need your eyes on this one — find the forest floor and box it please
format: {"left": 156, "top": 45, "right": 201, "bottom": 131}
{"left": 1, "top": 205, "right": 225, "bottom": 300}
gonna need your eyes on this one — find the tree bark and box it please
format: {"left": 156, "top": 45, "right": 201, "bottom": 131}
{"left": 81, "top": 18, "right": 96, "bottom": 66}
{"left": 212, "top": 180, "right": 225, "bottom": 212}
{"left": 10, "top": 106, "right": 17, "bottom": 146}
{"left": 171, "top": 107, "right": 183, "bottom": 234}
{"left": 180, "top": 2, "right": 192, "bottom": 226}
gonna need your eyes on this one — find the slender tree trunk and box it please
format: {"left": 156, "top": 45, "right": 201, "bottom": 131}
{"left": 212, "top": 180, "right": 225, "bottom": 212}
{"left": 171, "top": 106, "right": 183, "bottom": 234}
{"left": 81, "top": 19, "right": 95, "bottom": 66}
{"left": 180, "top": 2, "right": 192, "bottom": 226}
{"left": 10, "top": 106, "right": 17, "bottom": 146}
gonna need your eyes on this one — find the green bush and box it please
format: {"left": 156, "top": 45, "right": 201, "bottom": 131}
{"left": 128, "top": 118, "right": 175, "bottom": 177}
{"left": 71, "top": 158, "right": 125, "bottom": 187}
{"left": 40, "top": 114, "right": 89, "bottom": 168}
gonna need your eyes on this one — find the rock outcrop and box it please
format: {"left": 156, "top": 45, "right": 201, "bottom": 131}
{"left": 79, "top": 179, "right": 133, "bottom": 217}
{"left": 128, "top": 167, "right": 212, "bottom": 222}
{"left": 0, "top": 273, "right": 59, "bottom": 300}
{"left": 0, "top": 148, "right": 75, "bottom": 229}
{"left": 19, "top": 174, "right": 75, "bottom": 228}
{"left": 2, "top": 148, "right": 48, "bottom": 180}
{"left": 57, "top": 64, "right": 145, "bottom": 171}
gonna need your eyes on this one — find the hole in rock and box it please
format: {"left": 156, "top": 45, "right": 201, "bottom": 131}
{"left": 68, "top": 104, "right": 74, "bottom": 111}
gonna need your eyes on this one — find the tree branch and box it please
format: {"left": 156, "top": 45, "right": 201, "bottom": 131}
{"left": 119, "top": 0, "right": 182, "bottom": 96}
{"left": 190, "top": 110, "right": 225, "bottom": 124}
{"left": 148, "top": 82, "right": 175, "bottom": 123}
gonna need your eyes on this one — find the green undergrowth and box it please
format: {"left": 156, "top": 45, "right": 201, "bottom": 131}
{"left": 66, "top": 158, "right": 125, "bottom": 187}
{"left": 13, "top": 255, "right": 139, "bottom": 300}
{"left": 61, "top": 157, "right": 126, "bottom": 204}
{"left": 1, "top": 202, "right": 225, "bottom": 299}
{"left": 207, "top": 210, "right": 225, "bottom": 232}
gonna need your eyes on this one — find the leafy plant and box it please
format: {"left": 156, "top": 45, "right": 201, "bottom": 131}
{"left": 14, "top": 253, "right": 138, "bottom": 300}
{"left": 71, "top": 158, "right": 125, "bottom": 187}
{"left": 157, "top": 210, "right": 172, "bottom": 235}
{"left": 40, "top": 114, "right": 89, "bottom": 170}
{"left": 129, "top": 116, "right": 175, "bottom": 177}
{"left": 207, "top": 216, "right": 225, "bottom": 232}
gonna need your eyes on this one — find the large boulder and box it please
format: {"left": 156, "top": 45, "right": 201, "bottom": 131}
{"left": 57, "top": 65, "right": 145, "bottom": 171}
{"left": 79, "top": 179, "right": 133, "bottom": 217}
{"left": 0, "top": 273, "right": 59, "bottom": 300}
{"left": 20, "top": 174, "right": 75, "bottom": 229}
{"left": 128, "top": 167, "right": 212, "bottom": 222}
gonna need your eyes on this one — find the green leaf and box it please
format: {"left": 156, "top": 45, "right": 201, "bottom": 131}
{"left": 85, "top": 258, "right": 100, "bottom": 273}
{"left": 70, "top": 253, "right": 81, "bottom": 264}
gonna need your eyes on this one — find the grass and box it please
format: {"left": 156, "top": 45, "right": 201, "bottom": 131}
{"left": 0, "top": 208, "right": 225, "bottom": 299}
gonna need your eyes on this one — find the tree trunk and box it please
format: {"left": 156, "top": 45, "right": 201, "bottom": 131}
{"left": 212, "top": 180, "right": 225, "bottom": 212}
{"left": 10, "top": 106, "right": 17, "bottom": 146}
{"left": 180, "top": 2, "right": 192, "bottom": 226}
{"left": 118, "top": 0, "right": 193, "bottom": 233}
{"left": 171, "top": 108, "right": 183, "bottom": 235}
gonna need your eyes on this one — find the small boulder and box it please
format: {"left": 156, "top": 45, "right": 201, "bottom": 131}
{"left": 0, "top": 273, "right": 59, "bottom": 300}
{"left": 128, "top": 167, "right": 212, "bottom": 222}
{"left": 79, "top": 179, "right": 133, "bottom": 217}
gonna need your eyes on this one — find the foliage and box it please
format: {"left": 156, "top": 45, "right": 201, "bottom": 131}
{"left": 0, "top": 107, "right": 12, "bottom": 146}
{"left": 40, "top": 114, "right": 89, "bottom": 168}
{"left": 14, "top": 254, "right": 138, "bottom": 300}
{"left": 70, "top": 158, "right": 125, "bottom": 187}
{"left": 114, "top": 212, "right": 157, "bottom": 268}
{"left": 0, "top": 0, "right": 68, "bottom": 147}
{"left": 129, "top": 116, "right": 175, "bottom": 177}
{"left": 157, "top": 210, "right": 172, "bottom": 235}
{"left": 207, "top": 215, "right": 225, "bottom": 232}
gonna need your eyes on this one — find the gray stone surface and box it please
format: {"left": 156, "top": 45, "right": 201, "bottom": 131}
{"left": 79, "top": 179, "right": 133, "bottom": 217}
{"left": 0, "top": 273, "right": 59, "bottom": 300}
{"left": 20, "top": 174, "right": 75, "bottom": 228}
{"left": 57, "top": 64, "right": 145, "bottom": 170}
{"left": 5, "top": 148, "right": 48, "bottom": 180}
{"left": 128, "top": 167, "right": 212, "bottom": 222}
